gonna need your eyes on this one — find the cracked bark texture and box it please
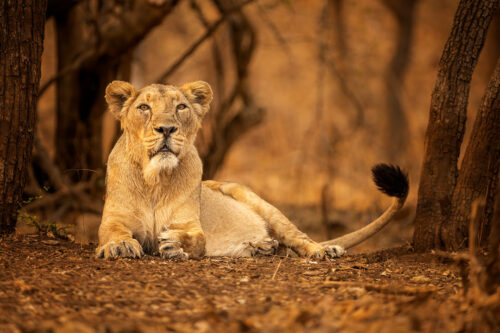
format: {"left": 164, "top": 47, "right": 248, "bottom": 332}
{"left": 0, "top": 0, "right": 47, "bottom": 233}
{"left": 413, "top": 0, "right": 499, "bottom": 251}
{"left": 443, "top": 59, "right": 500, "bottom": 250}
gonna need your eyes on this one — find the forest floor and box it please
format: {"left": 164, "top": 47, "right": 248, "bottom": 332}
{"left": 0, "top": 235, "right": 488, "bottom": 332}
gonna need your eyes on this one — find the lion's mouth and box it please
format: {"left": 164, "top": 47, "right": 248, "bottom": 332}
{"left": 151, "top": 144, "right": 177, "bottom": 158}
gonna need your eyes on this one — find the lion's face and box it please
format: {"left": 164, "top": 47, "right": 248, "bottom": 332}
{"left": 105, "top": 81, "right": 212, "bottom": 182}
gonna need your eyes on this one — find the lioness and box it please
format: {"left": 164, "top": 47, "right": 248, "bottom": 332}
{"left": 96, "top": 80, "right": 408, "bottom": 260}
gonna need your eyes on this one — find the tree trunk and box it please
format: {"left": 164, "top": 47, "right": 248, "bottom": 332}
{"left": 484, "top": 176, "right": 500, "bottom": 294}
{"left": 0, "top": 0, "right": 47, "bottom": 234}
{"left": 413, "top": 0, "right": 498, "bottom": 252}
{"left": 443, "top": 59, "right": 500, "bottom": 250}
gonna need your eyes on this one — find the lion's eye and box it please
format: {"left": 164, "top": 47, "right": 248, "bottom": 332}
{"left": 138, "top": 104, "right": 150, "bottom": 111}
{"left": 176, "top": 104, "right": 187, "bottom": 111}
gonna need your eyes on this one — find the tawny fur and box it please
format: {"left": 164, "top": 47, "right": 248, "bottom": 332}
{"left": 97, "top": 81, "right": 208, "bottom": 260}
{"left": 97, "top": 81, "right": 407, "bottom": 260}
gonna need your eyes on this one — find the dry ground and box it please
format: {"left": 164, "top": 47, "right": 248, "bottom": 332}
{"left": 0, "top": 235, "right": 482, "bottom": 332}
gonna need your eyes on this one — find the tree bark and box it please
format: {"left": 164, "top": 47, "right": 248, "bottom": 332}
{"left": 443, "top": 59, "right": 500, "bottom": 250}
{"left": 53, "top": 0, "right": 178, "bottom": 177}
{"left": 413, "top": 0, "right": 498, "bottom": 251}
{"left": 484, "top": 175, "right": 500, "bottom": 293}
{"left": 0, "top": 0, "right": 47, "bottom": 234}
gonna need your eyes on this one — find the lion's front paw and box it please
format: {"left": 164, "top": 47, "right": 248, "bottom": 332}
{"left": 158, "top": 231, "right": 189, "bottom": 261}
{"left": 96, "top": 239, "right": 144, "bottom": 259}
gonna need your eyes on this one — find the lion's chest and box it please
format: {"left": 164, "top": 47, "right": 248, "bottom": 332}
{"left": 131, "top": 189, "right": 182, "bottom": 248}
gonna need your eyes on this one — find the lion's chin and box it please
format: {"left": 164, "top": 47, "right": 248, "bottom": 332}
{"left": 143, "top": 153, "right": 179, "bottom": 186}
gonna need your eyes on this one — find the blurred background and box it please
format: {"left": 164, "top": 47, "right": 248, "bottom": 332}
{"left": 23, "top": 0, "right": 500, "bottom": 252}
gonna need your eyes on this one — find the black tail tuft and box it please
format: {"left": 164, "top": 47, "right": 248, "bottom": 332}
{"left": 371, "top": 164, "right": 409, "bottom": 199}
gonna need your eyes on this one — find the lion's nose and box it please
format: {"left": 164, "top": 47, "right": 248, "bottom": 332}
{"left": 154, "top": 126, "right": 178, "bottom": 137}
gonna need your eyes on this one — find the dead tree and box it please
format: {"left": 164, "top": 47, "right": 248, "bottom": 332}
{"left": 200, "top": 0, "right": 263, "bottom": 179}
{"left": 381, "top": 0, "right": 419, "bottom": 158}
{"left": 0, "top": 0, "right": 48, "bottom": 234}
{"left": 413, "top": 0, "right": 499, "bottom": 251}
{"left": 49, "top": 0, "right": 178, "bottom": 178}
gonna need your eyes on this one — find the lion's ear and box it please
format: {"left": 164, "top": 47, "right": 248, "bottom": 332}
{"left": 179, "top": 81, "right": 213, "bottom": 117}
{"left": 105, "top": 80, "right": 135, "bottom": 120}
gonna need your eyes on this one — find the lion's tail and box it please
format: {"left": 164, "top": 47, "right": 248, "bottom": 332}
{"left": 203, "top": 163, "right": 408, "bottom": 251}
{"left": 321, "top": 164, "right": 409, "bottom": 249}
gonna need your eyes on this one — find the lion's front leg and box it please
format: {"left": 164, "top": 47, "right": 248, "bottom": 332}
{"left": 96, "top": 219, "right": 144, "bottom": 259}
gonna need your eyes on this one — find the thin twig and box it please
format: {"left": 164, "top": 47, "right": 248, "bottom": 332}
{"left": 322, "top": 281, "right": 435, "bottom": 296}
{"left": 190, "top": 0, "right": 226, "bottom": 107}
{"left": 155, "top": 0, "right": 255, "bottom": 83}
{"left": 271, "top": 258, "right": 283, "bottom": 280}
{"left": 255, "top": 1, "right": 292, "bottom": 55}
{"left": 325, "top": 56, "right": 364, "bottom": 128}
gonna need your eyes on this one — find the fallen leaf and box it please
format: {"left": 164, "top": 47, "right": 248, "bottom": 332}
{"left": 41, "top": 240, "right": 59, "bottom": 245}
{"left": 411, "top": 275, "right": 431, "bottom": 283}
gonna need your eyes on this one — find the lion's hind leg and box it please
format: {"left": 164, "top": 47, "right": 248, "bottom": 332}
{"left": 234, "top": 238, "right": 279, "bottom": 257}
{"left": 203, "top": 181, "right": 340, "bottom": 259}
{"left": 324, "top": 245, "right": 345, "bottom": 258}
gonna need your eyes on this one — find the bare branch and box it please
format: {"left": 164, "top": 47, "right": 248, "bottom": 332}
{"left": 22, "top": 170, "right": 103, "bottom": 213}
{"left": 325, "top": 56, "right": 364, "bottom": 128}
{"left": 255, "top": 1, "right": 292, "bottom": 55}
{"left": 199, "top": 0, "right": 264, "bottom": 179}
{"left": 190, "top": 0, "right": 226, "bottom": 99}
{"left": 39, "top": 0, "right": 178, "bottom": 96}
{"left": 46, "top": 0, "right": 82, "bottom": 18}
{"left": 38, "top": 48, "right": 94, "bottom": 97}
{"left": 155, "top": 0, "right": 255, "bottom": 83}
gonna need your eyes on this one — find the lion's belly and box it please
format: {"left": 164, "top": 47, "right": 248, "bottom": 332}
{"left": 200, "top": 185, "right": 269, "bottom": 257}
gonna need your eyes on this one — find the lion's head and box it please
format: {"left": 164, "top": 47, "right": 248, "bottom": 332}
{"left": 105, "top": 81, "right": 212, "bottom": 185}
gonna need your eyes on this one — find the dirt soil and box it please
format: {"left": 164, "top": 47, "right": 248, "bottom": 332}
{"left": 0, "top": 235, "right": 479, "bottom": 332}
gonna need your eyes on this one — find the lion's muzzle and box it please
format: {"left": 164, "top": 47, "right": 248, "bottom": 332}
{"left": 154, "top": 125, "right": 178, "bottom": 137}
